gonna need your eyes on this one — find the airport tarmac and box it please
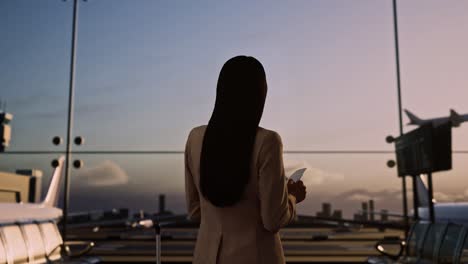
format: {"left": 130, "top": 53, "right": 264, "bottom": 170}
{"left": 67, "top": 226, "right": 404, "bottom": 263}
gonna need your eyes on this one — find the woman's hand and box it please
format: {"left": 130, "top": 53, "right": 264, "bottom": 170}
{"left": 287, "top": 179, "right": 306, "bottom": 204}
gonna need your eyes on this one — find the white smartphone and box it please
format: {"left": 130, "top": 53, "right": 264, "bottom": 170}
{"left": 288, "top": 168, "right": 307, "bottom": 182}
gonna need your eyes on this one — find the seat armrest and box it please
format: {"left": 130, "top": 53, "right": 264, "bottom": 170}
{"left": 375, "top": 239, "right": 405, "bottom": 260}
{"left": 63, "top": 241, "right": 95, "bottom": 258}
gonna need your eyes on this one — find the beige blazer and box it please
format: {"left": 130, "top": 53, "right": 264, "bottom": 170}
{"left": 185, "top": 125, "right": 297, "bottom": 264}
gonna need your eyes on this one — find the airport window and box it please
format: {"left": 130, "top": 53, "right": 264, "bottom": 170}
{"left": 1, "top": 0, "right": 405, "bottom": 219}
{"left": 2, "top": 1, "right": 468, "bottom": 263}
{"left": 399, "top": 1, "right": 468, "bottom": 207}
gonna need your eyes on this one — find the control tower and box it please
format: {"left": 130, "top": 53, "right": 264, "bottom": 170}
{"left": 0, "top": 111, "right": 13, "bottom": 152}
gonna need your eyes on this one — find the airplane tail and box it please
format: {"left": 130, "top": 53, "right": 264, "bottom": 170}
{"left": 450, "top": 109, "right": 462, "bottom": 127}
{"left": 415, "top": 175, "right": 432, "bottom": 207}
{"left": 41, "top": 156, "right": 65, "bottom": 207}
{"left": 404, "top": 109, "right": 423, "bottom": 125}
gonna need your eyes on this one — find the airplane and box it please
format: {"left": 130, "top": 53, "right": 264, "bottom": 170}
{"left": 415, "top": 175, "right": 468, "bottom": 223}
{"left": 0, "top": 156, "right": 98, "bottom": 264}
{"left": 0, "top": 156, "right": 65, "bottom": 222}
{"left": 357, "top": 175, "right": 468, "bottom": 224}
{"left": 405, "top": 109, "right": 468, "bottom": 127}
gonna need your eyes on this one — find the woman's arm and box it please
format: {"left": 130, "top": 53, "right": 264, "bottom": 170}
{"left": 185, "top": 131, "right": 201, "bottom": 221}
{"left": 258, "top": 131, "right": 296, "bottom": 233}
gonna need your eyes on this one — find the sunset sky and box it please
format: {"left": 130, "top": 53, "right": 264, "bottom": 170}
{"left": 1, "top": 0, "right": 468, "bottom": 216}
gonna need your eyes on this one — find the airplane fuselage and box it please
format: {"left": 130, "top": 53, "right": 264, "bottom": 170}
{"left": 406, "top": 109, "right": 468, "bottom": 127}
{"left": 0, "top": 156, "right": 65, "bottom": 224}
{"left": 0, "top": 203, "right": 62, "bottom": 223}
{"left": 418, "top": 203, "right": 468, "bottom": 224}
{"left": 411, "top": 115, "right": 468, "bottom": 127}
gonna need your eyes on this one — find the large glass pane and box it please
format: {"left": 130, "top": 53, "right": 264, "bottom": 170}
{"left": 67, "top": 153, "right": 401, "bottom": 219}
{"left": 69, "top": 154, "right": 185, "bottom": 214}
{"left": 0, "top": 1, "right": 72, "bottom": 151}
{"left": 283, "top": 153, "right": 402, "bottom": 217}
{"left": 73, "top": 1, "right": 398, "bottom": 151}
{"left": 428, "top": 154, "right": 468, "bottom": 207}
{"left": 67, "top": 153, "right": 403, "bottom": 262}
{"left": 399, "top": 1, "right": 468, "bottom": 149}
{"left": 398, "top": 1, "right": 468, "bottom": 225}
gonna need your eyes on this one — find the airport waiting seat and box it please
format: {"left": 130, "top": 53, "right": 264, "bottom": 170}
{"left": 369, "top": 222, "right": 468, "bottom": 264}
{"left": 405, "top": 222, "right": 431, "bottom": 262}
{"left": 438, "top": 224, "right": 467, "bottom": 263}
{"left": 0, "top": 221, "right": 98, "bottom": 264}
{"left": 419, "top": 223, "right": 448, "bottom": 263}
{"left": 458, "top": 230, "right": 468, "bottom": 263}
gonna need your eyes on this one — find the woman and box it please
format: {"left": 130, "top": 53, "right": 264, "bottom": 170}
{"left": 185, "top": 56, "right": 306, "bottom": 264}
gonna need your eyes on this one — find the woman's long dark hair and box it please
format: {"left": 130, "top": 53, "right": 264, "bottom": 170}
{"left": 200, "top": 56, "right": 267, "bottom": 207}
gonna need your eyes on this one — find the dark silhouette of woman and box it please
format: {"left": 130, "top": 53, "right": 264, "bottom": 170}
{"left": 185, "top": 56, "right": 306, "bottom": 264}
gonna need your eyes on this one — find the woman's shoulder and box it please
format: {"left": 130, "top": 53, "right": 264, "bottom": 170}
{"left": 187, "top": 125, "right": 207, "bottom": 141}
{"left": 256, "top": 127, "right": 283, "bottom": 161}
{"left": 257, "top": 127, "right": 282, "bottom": 145}
{"left": 190, "top": 125, "right": 207, "bottom": 134}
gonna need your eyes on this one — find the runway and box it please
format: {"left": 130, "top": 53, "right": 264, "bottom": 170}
{"left": 67, "top": 226, "right": 404, "bottom": 263}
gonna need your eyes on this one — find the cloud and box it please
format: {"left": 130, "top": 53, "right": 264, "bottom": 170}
{"left": 396, "top": 190, "right": 413, "bottom": 200}
{"left": 338, "top": 189, "right": 400, "bottom": 203}
{"left": 433, "top": 191, "right": 468, "bottom": 202}
{"left": 75, "top": 160, "right": 129, "bottom": 187}
{"left": 298, "top": 188, "right": 405, "bottom": 218}
{"left": 347, "top": 193, "right": 379, "bottom": 202}
{"left": 283, "top": 159, "right": 344, "bottom": 187}
{"left": 338, "top": 187, "right": 468, "bottom": 205}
